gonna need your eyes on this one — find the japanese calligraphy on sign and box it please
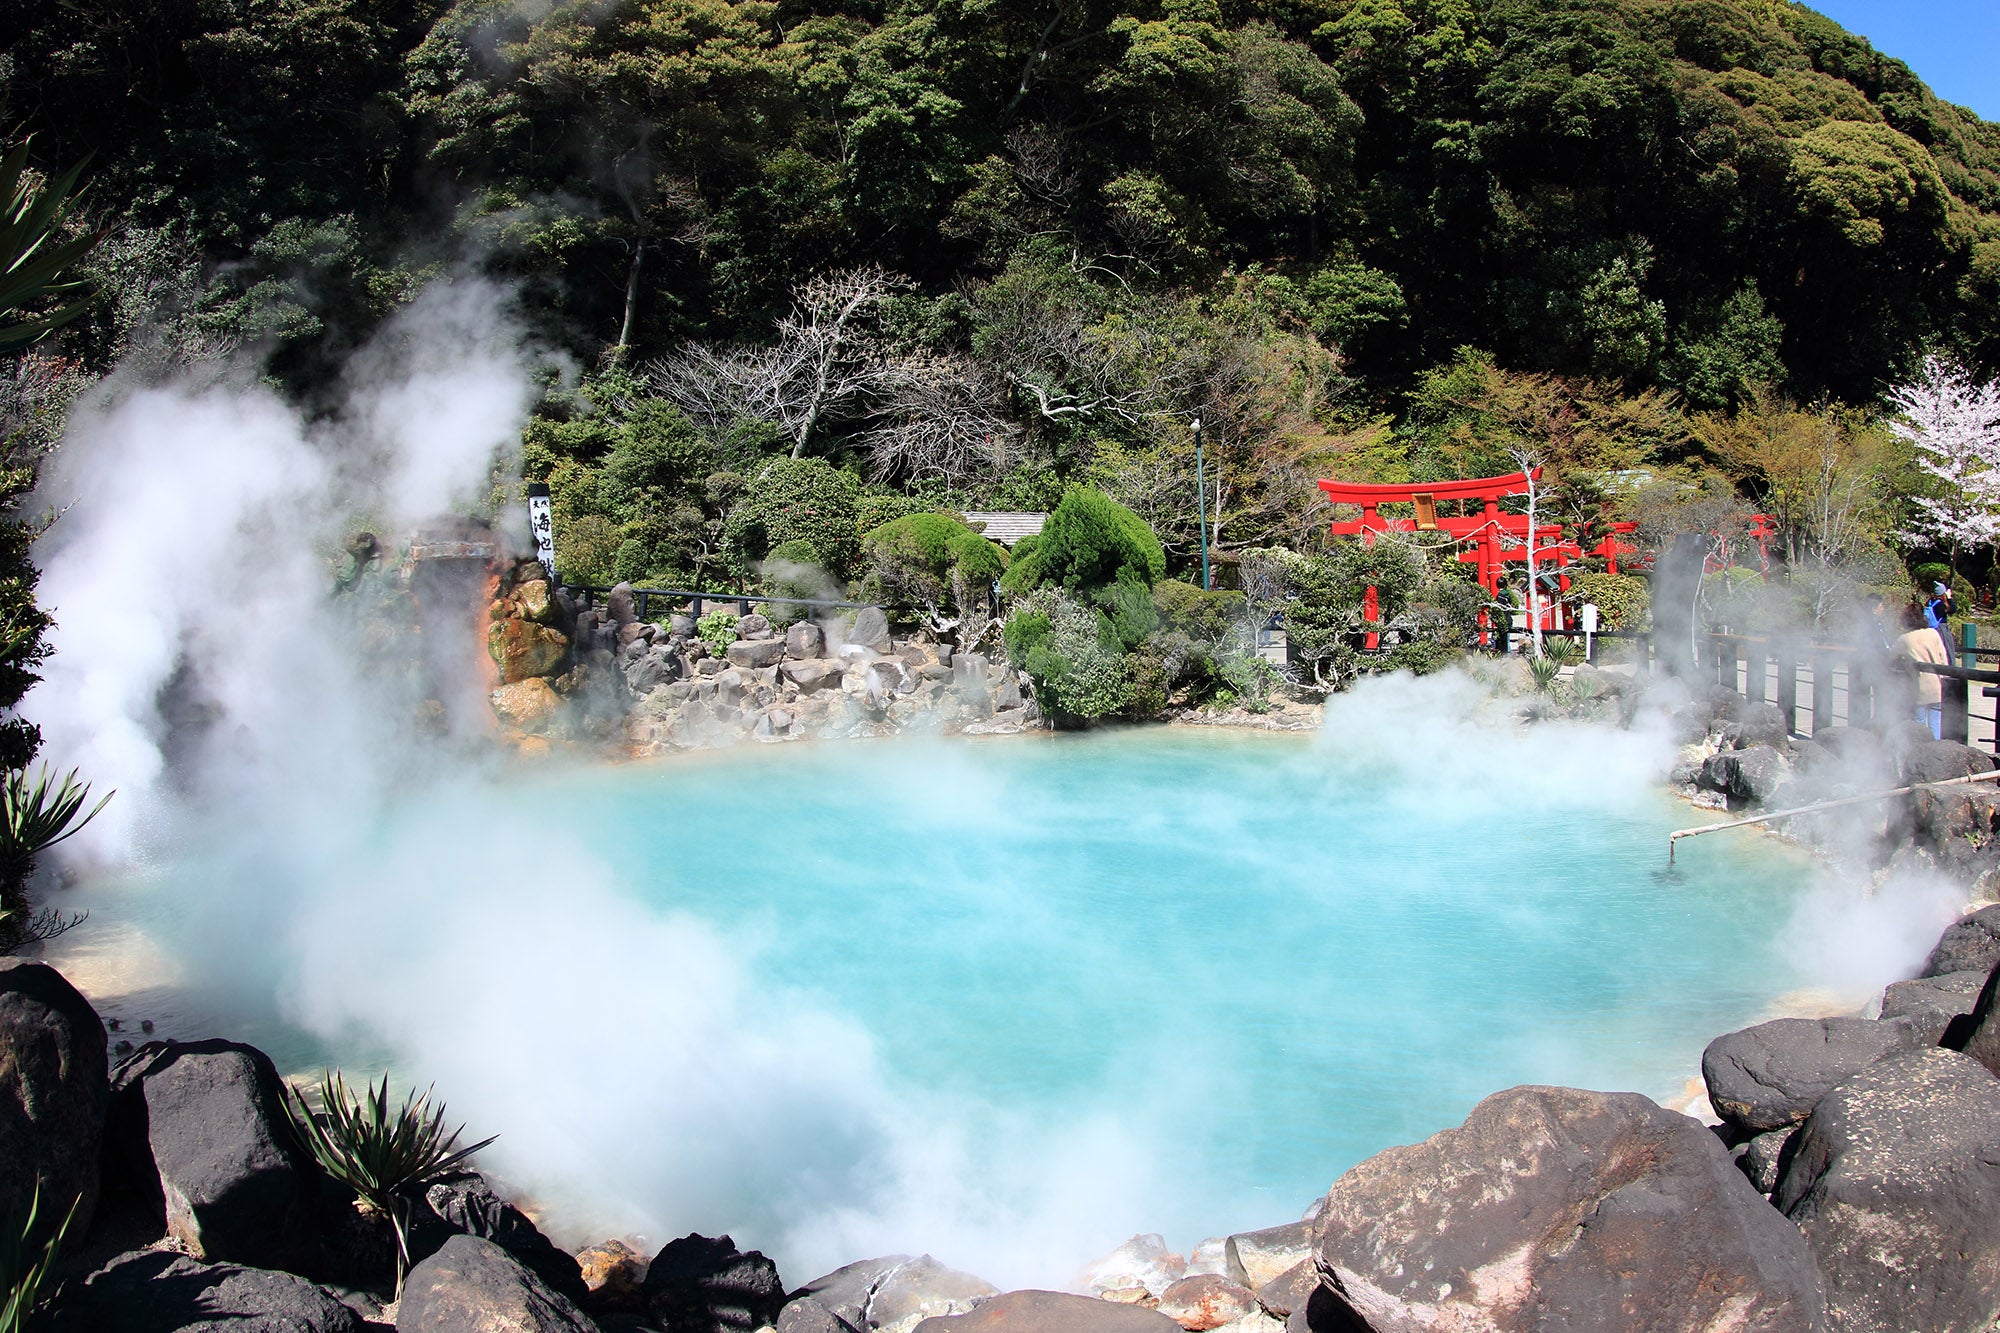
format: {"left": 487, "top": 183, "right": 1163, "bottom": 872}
{"left": 527, "top": 482, "right": 556, "bottom": 582}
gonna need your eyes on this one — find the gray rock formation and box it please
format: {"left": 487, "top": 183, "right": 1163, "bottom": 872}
{"left": 397, "top": 1234, "right": 599, "bottom": 1333}
{"left": 848, "top": 607, "right": 893, "bottom": 653}
{"left": 1701, "top": 1015, "right": 1923, "bottom": 1135}
{"left": 725, "top": 638, "right": 787, "bottom": 669}
{"left": 49, "top": 1251, "right": 363, "bottom": 1333}
{"left": 787, "top": 621, "right": 825, "bottom": 659}
{"left": 1312, "top": 1085, "right": 1822, "bottom": 1332}
{"left": 912, "top": 1291, "right": 1180, "bottom": 1332}
{"left": 1079, "top": 1234, "right": 1186, "bottom": 1298}
{"left": 1881, "top": 968, "right": 1987, "bottom": 1041}
{"left": 1774, "top": 1046, "right": 2000, "bottom": 1333}
{"left": 1923, "top": 904, "right": 2000, "bottom": 978}
{"left": 0, "top": 958, "right": 107, "bottom": 1234}
{"left": 107, "top": 1039, "right": 311, "bottom": 1269}
{"left": 1221, "top": 1223, "right": 1311, "bottom": 1291}
{"left": 1700, "top": 745, "right": 1789, "bottom": 805}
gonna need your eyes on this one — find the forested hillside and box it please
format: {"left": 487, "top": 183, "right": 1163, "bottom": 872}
{"left": 3, "top": 0, "right": 1997, "bottom": 604}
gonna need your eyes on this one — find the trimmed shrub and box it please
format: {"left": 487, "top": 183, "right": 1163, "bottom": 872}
{"left": 1002, "top": 589, "right": 1130, "bottom": 723}
{"left": 724, "top": 458, "right": 863, "bottom": 577}
{"left": 858, "top": 493, "right": 935, "bottom": 536}
{"left": 1152, "top": 579, "right": 1244, "bottom": 639}
{"left": 864, "top": 513, "right": 1009, "bottom": 621}
{"left": 1566, "top": 572, "right": 1650, "bottom": 630}
{"left": 999, "top": 487, "right": 1164, "bottom": 595}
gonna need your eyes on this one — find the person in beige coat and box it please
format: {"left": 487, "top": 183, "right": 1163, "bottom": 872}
{"left": 1898, "top": 603, "right": 1950, "bottom": 739}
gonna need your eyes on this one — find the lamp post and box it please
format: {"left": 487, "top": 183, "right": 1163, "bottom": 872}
{"left": 1193, "top": 416, "right": 1210, "bottom": 591}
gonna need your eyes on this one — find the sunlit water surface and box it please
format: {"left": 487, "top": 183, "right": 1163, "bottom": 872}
{"left": 53, "top": 722, "right": 1822, "bottom": 1277}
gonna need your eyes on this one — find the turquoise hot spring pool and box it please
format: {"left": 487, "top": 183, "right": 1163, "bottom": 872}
{"left": 55, "top": 703, "right": 1831, "bottom": 1284}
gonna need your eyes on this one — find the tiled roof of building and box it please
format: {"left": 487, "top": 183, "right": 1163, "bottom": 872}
{"left": 963, "top": 512, "right": 1048, "bottom": 546}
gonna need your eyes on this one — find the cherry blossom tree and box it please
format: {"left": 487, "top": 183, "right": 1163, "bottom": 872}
{"left": 1888, "top": 354, "right": 2000, "bottom": 565}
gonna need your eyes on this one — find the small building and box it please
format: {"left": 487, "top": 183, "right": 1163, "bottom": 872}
{"left": 962, "top": 512, "right": 1047, "bottom": 547}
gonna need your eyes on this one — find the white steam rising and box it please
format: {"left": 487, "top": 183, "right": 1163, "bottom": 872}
{"left": 20, "top": 281, "right": 1976, "bottom": 1293}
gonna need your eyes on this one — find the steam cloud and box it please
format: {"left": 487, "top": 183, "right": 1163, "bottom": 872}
{"left": 19, "top": 284, "right": 1975, "bottom": 1288}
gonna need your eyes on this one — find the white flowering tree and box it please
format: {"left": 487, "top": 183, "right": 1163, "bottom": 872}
{"left": 1888, "top": 354, "right": 2000, "bottom": 566}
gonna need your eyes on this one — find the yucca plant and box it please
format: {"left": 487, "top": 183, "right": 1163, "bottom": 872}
{"left": 0, "top": 139, "right": 100, "bottom": 350}
{"left": 285, "top": 1071, "right": 497, "bottom": 1298}
{"left": 1528, "top": 654, "right": 1562, "bottom": 693}
{"left": 0, "top": 764, "right": 111, "bottom": 883}
{"left": 0, "top": 1182, "right": 79, "bottom": 1333}
{"left": 1540, "top": 636, "right": 1578, "bottom": 668}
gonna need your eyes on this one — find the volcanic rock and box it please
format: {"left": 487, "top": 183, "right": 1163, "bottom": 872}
{"left": 1080, "top": 1234, "right": 1187, "bottom": 1298}
{"left": 405, "top": 1170, "right": 589, "bottom": 1308}
{"left": 1774, "top": 1046, "right": 2000, "bottom": 1333}
{"left": 1881, "top": 968, "right": 1987, "bottom": 1041}
{"left": 605, "top": 583, "right": 638, "bottom": 627}
{"left": 516, "top": 579, "right": 564, "bottom": 628}
{"left": 867, "top": 1255, "right": 1000, "bottom": 1331}
{"left": 1699, "top": 745, "right": 1788, "bottom": 806}
{"left": 1222, "top": 1223, "right": 1311, "bottom": 1291}
{"left": 397, "top": 1234, "right": 598, "bottom": 1333}
{"left": 106, "top": 1039, "right": 312, "bottom": 1269}
{"left": 493, "top": 678, "right": 563, "bottom": 733}
{"left": 787, "top": 621, "right": 825, "bottom": 659}
{"left": 911, "top": 1291, "right": 1181, "bottom": 1332}
{"left": 725, "top": 638, "right": 787, "bottom": 669}
{"left": 1184, "top": 1239, "right": 1228, "bottom": 1279}
{"left": 576, "top": 1239, "right": 648, "bottom": 1311}
{"left": 1249, "top": 1261, "right": 1316, "bottom": 1320}
{"left": 642, "top": 1233, "right": 785, "bottom": 1333}
{"left": 1942, "top": 959, "right": 2000, "bottom": 1077}
{"left": 1701, "top": 1015, "right": 1924, "bottom": 1136}
{"left": 1902, "top": 739, "right": 1995, "bottom": 785}
{"left": 847, "top": 606, "right": 894, "bottom": 653}
{"left": 738, "top": 612, "right": 775, "bottom": 640}
{"left": 1923, "top": 904, "right": 2000, "bottom": 977}
{"left": 1156, "top": 1275, "right": 1256, "bottom": 1331}
{"left": 1738, "top": 1126, "right": 1798, "bottom": 1195}
{"left": 490, "top": 619, "right": 570, "bottom": 683}
{"left": 48, "top": 1250, "right": 362, "bottom": 1333}
{"left": 0, "top": 958, "right": 107, "bottom": 1236}
{"left": 781, "top": 1255, "right": 909, "bottom": 1332}
{"left": 1312, "top": 1085, "right": 1823, "bottom": 1332}
{"left": 783, "top": 658, "right": 843, "bottom": 692}
{"left": 1723, "top": 701, "right": 1791, "bottom": 748}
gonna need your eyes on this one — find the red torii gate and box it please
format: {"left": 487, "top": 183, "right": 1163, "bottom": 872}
{"left": 1319, "top": 470, "right": 1592, "bottom": 646}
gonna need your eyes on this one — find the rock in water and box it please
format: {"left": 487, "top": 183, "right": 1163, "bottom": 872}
{"left": 1774, "top": 1047, "right": 2000, "bottom": 1333}
{"left": 0, "top": 959, "right": 107, "bottom": 1235}
{"left": 1312, "top": 1085, "right": 1823, "bottom": 1332}
{"left": 107, "top": 1039, "right": 314, "bottom": 1269}
{"left": 48, "top": 1250, "right": 363, "bottom": 1332}
{"left": 397, "top": 1234, "right": 599, "bottom": 1333}
{"left": 1701, "top": 1016, "right": 1924, "bottom": 1135}
{"left": 912, "top": 1291, "right": 1181, "bottom": 1332}
{"left": 643, "top": 1233, "right": 785, "bottom": 1333}
{"left": 1923, "top": 904, "right": 2000, "bottom": 978}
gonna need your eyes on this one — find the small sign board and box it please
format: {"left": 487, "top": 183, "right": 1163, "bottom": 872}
{"left": 527, "top": 482, "right": 556, "bottom": 582}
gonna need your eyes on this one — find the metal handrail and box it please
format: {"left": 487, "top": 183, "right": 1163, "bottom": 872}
{"left": 564, "top": 582, "right": 909, "bottom": 621}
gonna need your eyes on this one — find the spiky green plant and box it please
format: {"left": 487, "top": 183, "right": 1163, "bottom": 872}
{"left": 0, "top": 1182, "right": 79, "bottom": 1333}
{"left": 284, "top": 1071, "right": 496, "bottom": 1298}
{"left": 0, "top": 765, "right": 110, "bottom": 882}
{"left": 0, "top": 140, "right": 99, "bottom": 350}
{"left": 1528, "top": 654, "right": 1562, "bottom": 692}
{"left": 1540, "top": 635, "right": 1578, "bottom": 668}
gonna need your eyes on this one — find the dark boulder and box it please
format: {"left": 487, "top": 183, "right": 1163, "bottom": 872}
{"left": 1701, "top": 1016, "right": 1924, "bottom": 1136}
{"left": 605, "top": 584, "right": 637, "bottom": 628}
{"left": 1252, "top": 1260, "right": 1318, "bottom": 1320}
{"left": 1311, "top": 1085, "right": 1823, "bottom": 1332}
{"left": 778, "top": 1254, "right": 908, "bottom": 1333}
{"left": 642, "top": 1233, "right": 785, "bottom": 1333}
{"left": 48, "top": 1250, "right": 362, "bottom": 1333}
{"left": 1699, "top": 746, "right": 1789, "bottom": 806}
{"left": 1922, "top": 904, "right": 2000, "bottom": 978}
{"left": 911, "top": 1291, "right": 1179, "bottom": 1332}
{"left": 1723, "top": 701, "right": 1791, "bottom": 749}
{"left": 1942, "top": 959, "right": 2000, "bottom": 1077}
{"left": 106, "top": 1039, "right": 315, "bottom": 1269}
{"left": 405, "top": 1170, "right": 590, "bottom": 1308}
{"left": 785, "top": 621, "right": 825, "bottom": 660}
{"left": 847, "top": 607, "right": 893, "bottom": 654}
{"left": 1737, "top": 1126, "right": 1799, "bottom": 1195}
{"left": 397, "top": 1234, "right": 599, "bottom": 1333}
{"left": 0, "top": 958, "right": 107, "bottom": 1234}
{"left": 1774, "top": 1046, "right": 2000, "bottom": 1333}
{"left": 1881, "top": 969, "right": 1987, "bottom": 1041}
{"left": 1902, "top": 740, "right": 1995, "bottom": 786}
{"left": 725, "top": 638, "right": 787, "bottom": 670}
{"left": 737, "top": 613, "right": 775, "bottom": 641}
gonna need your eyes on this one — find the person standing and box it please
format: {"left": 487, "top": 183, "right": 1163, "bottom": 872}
{"left": 1899, "top": 603, "right": 1950, "bottom": 739}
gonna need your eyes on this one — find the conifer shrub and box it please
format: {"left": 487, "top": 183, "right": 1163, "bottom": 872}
{"left": 724, "top": 458, "right": 862, "bottom": 577}
{"left": 999, "top": 488, "right": 1163, "bottom": 595}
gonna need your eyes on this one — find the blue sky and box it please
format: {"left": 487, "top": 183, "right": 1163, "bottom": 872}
{"left": 1805, "top": 2, "right": 2000, "bottom": 120}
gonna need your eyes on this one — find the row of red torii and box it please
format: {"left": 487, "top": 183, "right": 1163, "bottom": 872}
{"left": 1315, "top": 470, "right": 1774, "bottom": 649}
